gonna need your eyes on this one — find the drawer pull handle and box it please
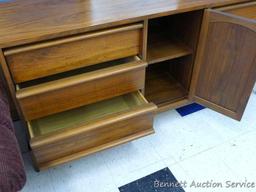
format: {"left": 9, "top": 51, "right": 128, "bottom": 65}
{"left": 4, "top": 23, "right": 144, "bottom": 56}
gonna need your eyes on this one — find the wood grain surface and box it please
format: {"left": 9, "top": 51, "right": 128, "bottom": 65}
{"left": 6, "top": 24, "right": 142, "bottom": 83}
{"left": 28, "top": 92, "right": 157, "bottom": 170}
{"left": 190, "top": 8, "right": 256, "bottom": 120}
{"left": 17, "top": 59, "right": 147, "bottom": 120}
{"left": 0, "top": 0, "right": 249, "bottom": 48}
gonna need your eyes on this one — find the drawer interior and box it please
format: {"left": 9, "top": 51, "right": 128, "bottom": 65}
{"left": 28, "top": 92, "right": 147, "bottom": 137}
{"left": 220, "top": 3, "right": 256, "bottom": 20}
{"left": 19, "top": 56, "right": 138, "bottom": 88}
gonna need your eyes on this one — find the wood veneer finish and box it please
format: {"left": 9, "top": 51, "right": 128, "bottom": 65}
{"left": 28, "top": 92, "right": 157, "bottom": 170}
{"left": 17, "top": 58, "right": 147, "bottom": 120}
{"left": 147, "top": 10, "right": 203, "bottom": 93}
{"left": 37, "top": 129, "right": 154, "bottom": 170}
{"left": 190, "top": 8, "right": 256, "bottom": 120}
{"left": 166, "top": 10, "right": 204, "bottom": 91}
{"left": 145, "top": 63, "right": 188, "bottom": 106}
{"left": 0, "top": 0, "right": 249, "bottom": 48}
{"left": 5, "top": 24, "right": 143, "bottom": 83}
{"left": 218, "top": 2, "right": 256, "bottom": 19}
{"left": 147, "top": 33, "right": 192, "bottom": 65}
{"left": 0, "top": 0, "right": 255, "bottom": 170}
{"left": 29, "top": 92, "right": 147, "bottom": 137}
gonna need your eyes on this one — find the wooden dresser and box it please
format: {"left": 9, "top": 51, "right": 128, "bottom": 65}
{"left": 0, "top": 0, "right": 255, "bottom": 170}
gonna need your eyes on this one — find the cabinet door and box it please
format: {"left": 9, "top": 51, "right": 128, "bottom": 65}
{"left": 190, "top": 9, "right": 256, "bottom": 120}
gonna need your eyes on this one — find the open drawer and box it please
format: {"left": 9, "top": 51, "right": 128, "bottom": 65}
{"left": 27, "top": 91, "right": 157, "bottom": 170}
{"left": 16, "top": 56, "right": 147, "bottom": 121}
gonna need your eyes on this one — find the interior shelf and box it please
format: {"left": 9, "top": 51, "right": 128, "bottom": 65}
{"left": 144, "top": 10, "right": 203, "bottom": 110}
{"left": 147, "top": 32, "right": 192, "bottom": 65}
{"left": 145, "top": 63, "right": 188, "bottom": 106}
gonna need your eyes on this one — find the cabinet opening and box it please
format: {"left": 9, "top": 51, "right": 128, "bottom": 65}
{"left": 145, "top": 57, "right": 193, "bottom": 107}
{"left": 28, "top": 92, "right": 147, "bottom": 137}
{"left": 145, "top": 10, "right": 203, "bottom": 110}
{"left": 147, "top": 10, "right": 203, "bottom": 65}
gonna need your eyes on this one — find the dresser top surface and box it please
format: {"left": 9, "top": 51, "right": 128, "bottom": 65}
{"left": 0, "top": 0, "right": 249, "bottom": 48}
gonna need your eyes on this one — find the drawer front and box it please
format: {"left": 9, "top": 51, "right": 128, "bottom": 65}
{"left": 28, "top": 92, "right": 157, "bottom": 170}
{"left": 17, "top": 60, "right": 147, "bottom": 121}
{"left": 5, "top": 24, "right": 143, "bottom": 83}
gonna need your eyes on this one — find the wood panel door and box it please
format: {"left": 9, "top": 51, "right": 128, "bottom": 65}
{"left": 190, "top": 8, "right": 256, "bottom": 120}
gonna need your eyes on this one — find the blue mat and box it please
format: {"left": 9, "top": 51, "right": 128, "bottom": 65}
{"left": 119, "top": 167, "right": 185, "bottom": 192}
{"left": 176, "top": 103, "right": 205, "bottom": 117}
